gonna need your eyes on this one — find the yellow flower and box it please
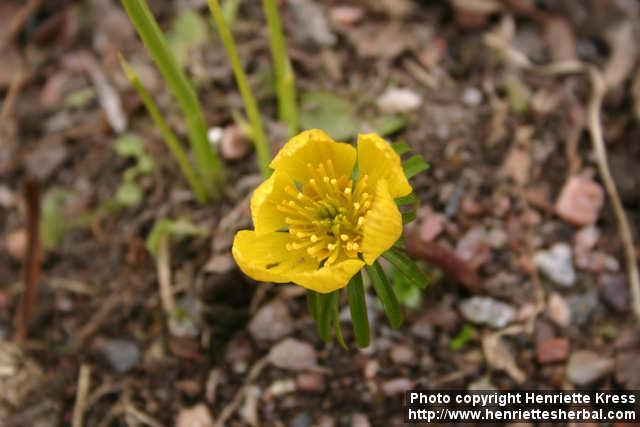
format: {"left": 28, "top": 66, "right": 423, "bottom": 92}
{"left": 232, "top": 129, "right": 412, "bottom": 293}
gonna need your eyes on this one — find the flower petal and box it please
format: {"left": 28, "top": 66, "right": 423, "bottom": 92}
{"left": 356, "top": 133, "right": 412, "bottom": 198}
{"left": 232, "top": 230, "right": 364, "bottom": 293}
{"left": 232, "top": 230, "right": 315, "bottom": 283}
{"left": 270, "top": 129, "right": 357, "bottom": 182}
{"left": 291, "top": 259, "right": 365, "bottom": 293}
{"left": 360, "top": 179, "right": 403, "bottom": 264}
{"left": 250, "top": 170, "right": 294, "bottom": 235}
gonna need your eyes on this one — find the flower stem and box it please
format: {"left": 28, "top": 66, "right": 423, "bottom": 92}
{"left": 207, "top": 0, "right": 271, "bottom": 177}
{"left": 119, "top": 55, "right": 208, "bottom": 204}
{"left": 262, "top": 0, "right": 298, "bottom": 136}
{"left": 120, "top": 0, "right": 224, "bottom": 195}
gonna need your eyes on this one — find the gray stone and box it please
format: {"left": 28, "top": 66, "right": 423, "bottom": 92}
{"left": 101, "top": 339, "right": 139, "bottom": 373}
{"left": 268, "top": 338, "right": 317, "bottom": 371}
{"left": 459, "top": 297, "right": 516, "bottom": 328}
{"left": 534, "top": 243, "right": 576, "bottom": 287}
{"left": 566, "top": 350, "right": 614, "bottom": 385}
{"left": 248, "top": 300, "right": 294, "bottom": 342}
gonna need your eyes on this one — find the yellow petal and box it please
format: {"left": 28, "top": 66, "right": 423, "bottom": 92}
{"left": 360, "top": 179, "right": 403, "bottom": 264}
{"left": 290, "top": 259, "right": 365, "bottom": 293}
{"left": 232, "top": 230, "right": 364, "bottom": 293}
{"left": 270, "top": 129, "right": 357, "bottom": 182}
{"left": 250, "top": 170, "right": 294, "bottom": 235}
{"left": 356, "top": 133, "right": 412, "bottom": 198}
{"left": 232, "top": 230, "right": 315, "bottom": 283}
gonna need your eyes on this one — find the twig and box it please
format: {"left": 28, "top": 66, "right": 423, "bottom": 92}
{"left": 215, "top": 356, "right": 268, "bottom": 427}
{"left": 2, "top": 0, "right": 41, "bottom": 47}
{"left": 13, "top": 179, "right": 42, "bottom": 342}
{"left": 72, "top": 364, "right": 92, "bottom": 427}
{"left": 74, "top": 294, "right": 121, "bottom": 348}
{"left": 0, "top": 71, "right": 29, "bottom": 122}
{"left": 156, "top": 233, "right": 176, "bottom": 315}
{"left": 585, "top": 66, "right": 640, "bottom": 321}
{"left": 484, "top": 31, "right": 640, "bottom": 322}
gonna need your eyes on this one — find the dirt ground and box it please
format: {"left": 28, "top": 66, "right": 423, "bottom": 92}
{"left": 1, "top": 0, "right": 640, "bottom": 426}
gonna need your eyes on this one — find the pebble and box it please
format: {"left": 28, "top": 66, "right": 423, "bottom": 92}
{"left": 566, "top": 350, "right": 614, "bottom": 386}
{"left": 291, "top": 412, "right": 313, "bottom": 427}
{"left": 597, "top": 273, "right": 628, "bottom": 312}
{"left": 410, "top": 320, "right": 435, "bottom": 340}
{"left": 536, "top": 337, "right": 570, "bottom": 364}
{"left": 220, "top": 125, "right": 251, "bottom": 160}
{"left": 455, "top": 226, "right": 491, "bottom": 269}
{"left": 533, "top": 243, "right": 576, "bottom": 287}
{"left": 329, "top": 5, "right": 364, "bottom": 26}
{"left": 268, "top": 338, "right": 317, "bottom": 371}
{"left": 615, "top": 351, "right": 640, "bottom": 390}
{"left": 288, "top": 0, "right": 336, "bottom": 47}
{"left": 248, "top": 300, "right": 294, "bottom": 342}
{"left": 555, "top": 176, "right": 604, "bottom": 226}
{"left": 381, "top": 378, "right": 414, "bottom": 396}
{"left": 459, "top": 296, "right": 516, "bottom": 328}
{"left": 376, "top": 88, "right": 422, "bottom": 113}
{"left": 100, "top": 339, "right": 140, "bottom": 373}
{"left": 546, "top": 292, "right": 571, "bottom": 328}
{"left": 389, "top": 344, "right": 416, "bottom": 365}
{"left": 296, "top": 372, "right": 325, "bottom": 393}
{"left": 418, "top": 213, "right": 444, "bottom": 242}
{"left": 567, "top": 291, "right": 598, "bottom": 326}
{"left": 5, "top": 228, "right": 27, "bottom": 261}
{"left": 462, "top": 87, "right": 483, "bottom": 106}
{"left": 316, "top": 415, "right": 336, "bottom": 427}
{"left": 351, "top": 414, "right": 371, "bottom": 427}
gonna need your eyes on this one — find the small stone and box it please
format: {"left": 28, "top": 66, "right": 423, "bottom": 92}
{"left": 363, "top": 359, "right": 379, "bottom": 379}
{"left": 291, "top": 412, "right": 313, "bottom": 427}
{"left": 534, "top": 243, "right": 576, "bottom": 287}
{"left": 536, "top": 338, "right": 570, "bottom": 364}
{"left": 459, "top": 296, "right": 516, "bottom": 328}
{"left": 615, "top": 351, "right": 640, "bottom": 390}
{"left": 566, "top": 350, "right": 614, "bottom": 385}
{"left": 487, "top": 227, "right": 508, "bottom": 249}
{"left": 455, "top": 226, "right": 491, "bottom": 269}
{"left": 329, "top": 5, "right": 364, "bottom": 26}
{"left": 266, "top": 378, "right": 296, "bottom": 396}
{"left": 462, "top": 87, "right": 483, "bottom": 106}
{"left": 5, "top": 229, "right": 27, "bottom": 261}
{"left": 555, "top": 176, "right": 604, "bottom": 226}
{"left": 296, "top": 372, "right": 325, "bottom": 393}
{"left": 288, "top": 0, "right": 336, "bottom": 47}
{"left": 376, "top": 88, "right": 422, "bottom": 113}
{"left": 567, "top": 291, "right": 598, "bottom": 326}
{"left": 389, "top": 344, "right": 415, "bottom": 365}
{"left": 248, "top": 300, "right": 294, "bottom": 342}
{"left": 219, "top": 125, "right": 251, "bottom": 160}
{"left": 207, "top": 127, "right": 223, "bottom": 145}
{"left": 268, "top": 338, "right": 317, "bottom": 371}
{"left": 547, "top": 293, "right": 571, "bottom": 328}
{"left": 410, "top": 320, "right": 435, "bottom": 340}
{"left": 381, "top": 378, "right": 414, "bottom": 396}
{"left": 23, "top": 136, "right": 68, "bottom": 180}
{"left": 176, "top": 404, "right": 215, "bottom": 427}
{"left": 351, "top": 414, "right": 371, "bottom": 427}
{"left": 100, "top": 339, "right": 140, "bottom": 373}
{"left": 419, "top": 213, "right": 444, "bottom": 242}
{"left": 502, "top": 147, "right": 531, "bottom": 185}
{"left": 224, "top": 337, "right": 252, "bottom": 374}
{"left": 598, "top": 273, "right": 628, "bottom": 312}
{"left": 316, "top": 415, "right": 336, "bottom": 427}
{"left": 574, "top": 225, "right": 599, "bottom": 253}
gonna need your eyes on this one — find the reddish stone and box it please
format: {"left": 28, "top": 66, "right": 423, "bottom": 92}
{"left": 555, "top": 176, "right": 604, "bottom": 226}
{"left": 536, "top": 337, "right": 570, "bottom": 364}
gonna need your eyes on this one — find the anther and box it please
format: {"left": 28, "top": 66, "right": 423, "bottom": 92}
{"left": 340, "top": 234, "right": 349, "bottom": 241}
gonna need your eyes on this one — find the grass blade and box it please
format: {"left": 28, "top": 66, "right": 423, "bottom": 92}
{"left": 119, "top": 55, "right": 208, "bottom": 203}
{"left": 120, "top": 0, "right": 223, "bottom": 195}
{"left": 333, "top": 293, "right": 347, "bottom": 349}
{"left": 346, "top": 272, "right": 370, "bottom": 347}
{"left": 316, "top": 291, "right": 336, "bottom": 342}
{"left": 306, "top": 290, "right": 319, "bottom": 322}
{"left": 207, "top": 0, "right": 271, "bottom": 177}
{"left": 366, "top": 262, "right": 403, "bottom": 329}
{"left": 402, "top": 154, "right": 429, "bottom": 179}
{"left": 262, "top": 0, "right": 298, "bottom": 136}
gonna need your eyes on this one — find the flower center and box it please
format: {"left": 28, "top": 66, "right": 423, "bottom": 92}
{"left": 276, "top": 160, "right": 372, "bottom": 266}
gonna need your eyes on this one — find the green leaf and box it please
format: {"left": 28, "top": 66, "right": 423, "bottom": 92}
{"left": 371, "top": 114, "right": 409, "bottom": 136}
{"left": 346, "top": 272, "right": 370, "bottom": 348}
{"left": 402, "top": 210, "right": 417, "bottom": 224}
{"left": 299, "top": 91, "right": 358, "bottom": 140}
{"left": 333, "top": 294, "right": 347, "bottom": 349}
{"left": 392, "top": 271, "right": 422, "bottom": 309}
{"left": 40, "top": 188, "right": 68, "bottom": 250}
{"left": 115, "top": 181, "right": 143, "bottom": 207}
{"left": 402, "top": 154, "right": 429, "bottom": 179}
{"left": 145, "top": 218, "right": 202, "bottom": 256}
{"left": 450, "top": 324, "right": 474, "bottom": 350}
{"left": 65, "top": 87, "right": 96, "bottom": 109}
{"left": 115, "top": 134, "right": 145, "bottom": 158}
{"left": 221, "top": 0, "right": 242, "bottom": 26}
{"left": 391, "top": 141, "right": 410, "bottom": 156}
{"left": 383, "top": 247, "right": 428, "bottom": 289}
{"left": 366, "top": 262, "right": 403, "bottom": 329}
{"left": 167, "top": 9, "right": 209, "bottom": 66}
{"left": 307, "top": 290, "right": 319, "bottom": 322}
{"left": 395, "top": 192, "right": 419, "bottom": 225}
{"left": 316, "top": 291, "right": 337, "bottom": 342}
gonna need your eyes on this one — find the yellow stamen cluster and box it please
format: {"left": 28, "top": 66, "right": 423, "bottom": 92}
{"left": 276, "top": 160, "right": 372, "bottom": 266}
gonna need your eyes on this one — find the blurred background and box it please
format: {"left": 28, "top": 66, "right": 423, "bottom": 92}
{"left": 1, "top": 0, "right": 640, "bottom": 425}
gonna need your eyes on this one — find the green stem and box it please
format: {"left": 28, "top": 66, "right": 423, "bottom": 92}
{"left": 120, "top": 0, "right": 224, "bottom": 195}
{"left": 119, "top": 55, "right": 208, "bottom": 203}
{"left": 207, "top": 0, "right": 271, "bottom": 177}
{"left": 262, "top": 0, "right": 298, "bottom": 136}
